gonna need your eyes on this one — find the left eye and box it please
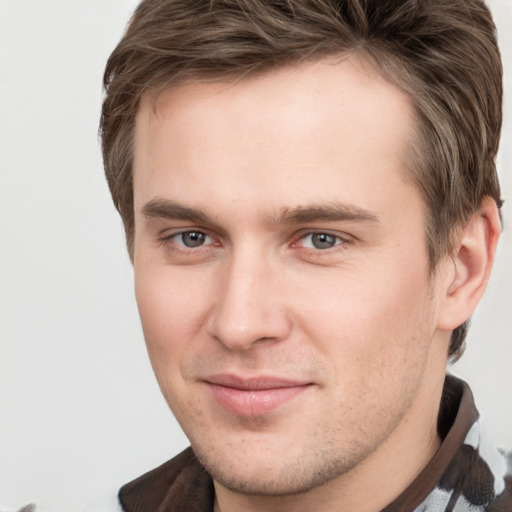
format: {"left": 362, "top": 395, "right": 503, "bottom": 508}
{"left": 172, "top": 231, "right": 213, "bottom": 248}
{"left": 299, "top": 233, "right": 343, "bottom": 250}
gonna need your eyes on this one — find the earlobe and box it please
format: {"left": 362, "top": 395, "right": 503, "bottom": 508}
{"left": 437, "top": 197, "right": 501, "bottom": 331}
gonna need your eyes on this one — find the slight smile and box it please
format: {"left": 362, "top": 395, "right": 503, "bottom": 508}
{"left": 203, "top": 375, "right": 314, "bottom": 416}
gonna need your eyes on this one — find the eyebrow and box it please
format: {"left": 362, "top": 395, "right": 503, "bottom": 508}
{"left": 142, "top": 198, "right": 213, "bottom": 224}
{"left": 271, "top": 203, "right": 380, "bottom": 225}
{"left": 141, "top": 198, "right": 380, "bottom": 226}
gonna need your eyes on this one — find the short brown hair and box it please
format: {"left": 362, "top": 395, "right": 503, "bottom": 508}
{"left": 100, "top": 0, "right": 503, "bottom": 360}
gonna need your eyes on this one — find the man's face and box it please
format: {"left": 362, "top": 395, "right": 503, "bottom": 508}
{"left": 132, "top": 58, "right": 449, "bottom": 496}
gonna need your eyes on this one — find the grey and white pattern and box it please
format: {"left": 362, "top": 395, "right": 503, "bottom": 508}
{"left": 415, "top": 421, "right": 512, "bottom": 511}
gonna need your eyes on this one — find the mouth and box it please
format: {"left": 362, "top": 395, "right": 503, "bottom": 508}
{"left": 202, "top": 374, "right": 313, "bottom": 416}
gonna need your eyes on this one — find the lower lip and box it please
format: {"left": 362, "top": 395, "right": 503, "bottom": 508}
{"left": 206, "top": 383, "right": 310, "bottom": 416}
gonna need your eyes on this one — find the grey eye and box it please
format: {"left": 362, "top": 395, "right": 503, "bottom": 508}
{"left": 310, "top": 233, "right": 338, "bottom": 249}
{"left": 180, "top": 231, "right": 207, "bottom": 248}
{"left": 298, "top": 232, "right": 343, "bottom": 250}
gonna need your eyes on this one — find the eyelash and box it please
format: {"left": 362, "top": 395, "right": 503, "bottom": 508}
{"left": 160, "top": 230, "right": 217, "bottom": 250}
{"left": 159, "top": 229, "right": 350, "bottom": 254}
{"left": 293, "top": 231, "right": 348, "bottom": 251}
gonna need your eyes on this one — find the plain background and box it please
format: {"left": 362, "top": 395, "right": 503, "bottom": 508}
{"left": 0, "top": 1, "right": 510, "bottom": 511}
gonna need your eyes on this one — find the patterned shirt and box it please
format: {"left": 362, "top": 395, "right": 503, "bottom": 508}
{"left": 118, "top": 376, "right": 512, "bottom": 512}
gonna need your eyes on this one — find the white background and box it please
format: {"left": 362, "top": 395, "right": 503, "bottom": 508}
{"left": 0, "top": 1, "right": 510, "bottom": 511}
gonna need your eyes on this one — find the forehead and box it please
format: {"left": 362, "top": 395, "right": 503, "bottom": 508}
{"left": 133, "top": 57, "right": 417, "bottom": 221}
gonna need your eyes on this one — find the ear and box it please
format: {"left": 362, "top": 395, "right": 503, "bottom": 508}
{"left": 436, "top": 197, "right": 501, "bottom": 332}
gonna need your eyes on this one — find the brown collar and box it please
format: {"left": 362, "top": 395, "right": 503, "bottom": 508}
{"left": 380, "top": 375, "right": 478, "bottom": 511}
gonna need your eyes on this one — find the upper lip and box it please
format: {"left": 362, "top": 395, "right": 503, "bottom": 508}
{"left": 204, "top": 374, "right": 311, "bottom": 390}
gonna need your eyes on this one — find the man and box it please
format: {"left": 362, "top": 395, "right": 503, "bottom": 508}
{"left": 100, "top": 0, "right": 511, "bottom": 510}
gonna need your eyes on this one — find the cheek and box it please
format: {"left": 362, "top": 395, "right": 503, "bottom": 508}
{"left": 134, "top": 267, "right": 216, "bottom": 422}
{"left": 303, "top": 271, "right": 435, "bottom": 431}
{"left": 296, "top": 260, "right": 434, "bottom": 371}
{"left": 134, "top": 267, "right": 211, "bottom": 363}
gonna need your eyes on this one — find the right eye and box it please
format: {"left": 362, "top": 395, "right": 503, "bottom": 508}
{"left": 169, "top": 230, "right": 214, "bottom": 248}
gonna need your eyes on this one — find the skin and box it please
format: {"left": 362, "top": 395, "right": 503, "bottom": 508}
{"left": 132, "top": 57, "right": 499, "bottom": 512}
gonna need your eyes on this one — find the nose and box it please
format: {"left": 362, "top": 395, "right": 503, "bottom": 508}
{"left": 206, "top": 251, "right": 292, "bottom": 351}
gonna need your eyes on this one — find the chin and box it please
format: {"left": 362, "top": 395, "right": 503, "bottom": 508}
{"left": 192, "top": 438, "right": 359, "bottom": 497}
